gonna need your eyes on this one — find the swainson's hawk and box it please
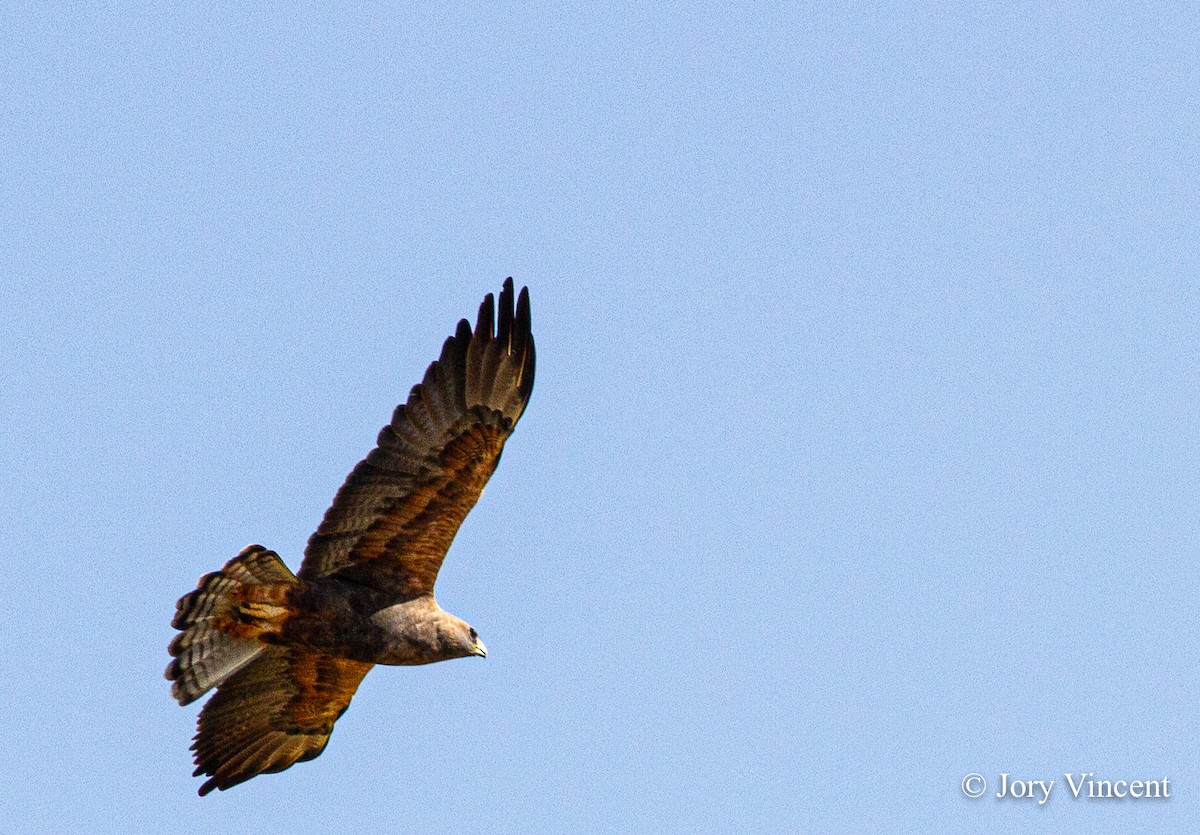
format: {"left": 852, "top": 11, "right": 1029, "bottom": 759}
{"left": 166, "top": 279, "right": 535, "bottom": 795}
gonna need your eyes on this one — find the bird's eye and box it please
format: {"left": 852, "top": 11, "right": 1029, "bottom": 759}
{"left": 469, "top": 628, "right": 477, "bottom": 640}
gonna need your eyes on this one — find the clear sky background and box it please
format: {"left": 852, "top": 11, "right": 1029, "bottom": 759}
{"left": 3, "top": 3, "right": 1198, "bottom": 832}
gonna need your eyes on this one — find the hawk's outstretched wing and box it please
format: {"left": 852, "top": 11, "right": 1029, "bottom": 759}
{"left": 191, "top": 648, "right": 373, "bottom": 795}
{"left": 298, "top": 279, "right": 535, "bottom": 597}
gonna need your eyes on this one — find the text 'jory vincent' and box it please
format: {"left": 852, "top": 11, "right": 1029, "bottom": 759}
{"left": 996, "top": 772, "right": 1170, "bottom": 805}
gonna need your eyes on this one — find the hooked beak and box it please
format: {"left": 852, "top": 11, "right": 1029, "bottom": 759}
{"left": 471, "top": 638, "right": 487, "bottom": 658}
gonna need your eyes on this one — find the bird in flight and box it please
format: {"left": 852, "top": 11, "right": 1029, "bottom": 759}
{"left": 166, "top": 279, "right": 535, "bottom": 795}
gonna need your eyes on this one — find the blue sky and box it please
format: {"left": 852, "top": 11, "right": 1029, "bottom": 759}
{"left": 3, "top": 2, "right": 1198, "bottom": 832}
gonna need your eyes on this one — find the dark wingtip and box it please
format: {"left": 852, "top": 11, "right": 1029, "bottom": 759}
{"left": 475, "top": 292, "right": 495, "bottom": 339}
{"left": 194, "top": 762, "right": 220, "bottom": 796}
{"left": 515, "top": 285, "right": 533, "bottom": 380}
{"left": 477, "top": 278, "right": 527, "bottom": 348}
{"left": 515, "top": 285, "right": 531, "bottom": 343}
{"left": 497, "top": 278, "right": 515, "bottom": 344}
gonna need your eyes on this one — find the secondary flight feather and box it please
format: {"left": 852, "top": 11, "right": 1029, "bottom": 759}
{"left": 166, "top": 279, "right": 535, "bottom": 795}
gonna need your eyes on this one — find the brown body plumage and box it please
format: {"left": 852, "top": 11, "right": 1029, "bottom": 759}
{"left": 166, "top": 280, "right": 535, "bottom": 795}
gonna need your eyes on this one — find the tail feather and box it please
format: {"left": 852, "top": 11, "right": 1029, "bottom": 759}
{"left": 166, "top": 545, "right": 297, "bottom": 705}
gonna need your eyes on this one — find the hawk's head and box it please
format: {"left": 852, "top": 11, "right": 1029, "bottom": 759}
{"left": 438, "top": 615, "right": 487, "bottom": 660}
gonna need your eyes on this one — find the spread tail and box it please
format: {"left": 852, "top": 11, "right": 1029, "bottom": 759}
{"left": 166, "top": 545, "right": 297, "bottom": 705}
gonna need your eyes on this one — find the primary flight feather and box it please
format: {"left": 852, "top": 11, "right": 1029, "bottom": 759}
{"left": 166, "top": 279, "right": 535, "bottom": 795}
